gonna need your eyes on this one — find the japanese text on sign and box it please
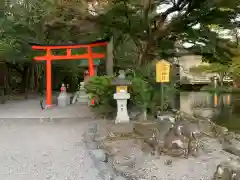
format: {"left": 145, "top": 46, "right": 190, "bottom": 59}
{"left": 156, "top": 60, "right": 170, "bottom": 83}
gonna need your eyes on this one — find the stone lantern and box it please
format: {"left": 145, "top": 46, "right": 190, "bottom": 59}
{"left": 111, "top": 70, "right": 131, "bottom": 124}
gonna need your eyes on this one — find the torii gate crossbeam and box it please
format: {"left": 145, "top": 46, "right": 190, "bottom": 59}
{"left": 30, "top": 40, "right": 108, "bottom": 108}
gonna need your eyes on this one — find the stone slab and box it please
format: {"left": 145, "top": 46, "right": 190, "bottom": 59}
{"left": 108, "top": 123, "right": 133, "bottom": 134}
{"left": 90, "top": 149, "right": 107, "bottom": 162}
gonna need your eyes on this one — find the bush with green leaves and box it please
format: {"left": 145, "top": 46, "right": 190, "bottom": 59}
{"left": 131, "top": 61, "right": 178, "bottom": 112}
{"left": 84, "top": 64, "right": 178, "bottom": 118}
{"left": 129, "top": 75, "right": 177, "bottom": 119}
{"left": 84, "top": 75, "right": 116, "bottom": 115}
{"left": 129, "top": 76, "right": 154, "bottom": 120}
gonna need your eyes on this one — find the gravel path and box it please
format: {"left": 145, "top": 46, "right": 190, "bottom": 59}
{"left": 0, "top": 118, "right": 101, "bottom": 180}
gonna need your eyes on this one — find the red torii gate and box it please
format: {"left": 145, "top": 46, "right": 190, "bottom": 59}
{"left": 30, "top": 39, "right": 108, "bottom": 107}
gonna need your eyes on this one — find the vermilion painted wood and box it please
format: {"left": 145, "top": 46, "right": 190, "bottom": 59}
{"left": 31, "top": 41, "right": 108, "bottom": 107}
{"left": 31, "top": 41, "right": 108, "bottom": 50}
{"left": 33, "top": 53, "right": 105, "bottom": 61}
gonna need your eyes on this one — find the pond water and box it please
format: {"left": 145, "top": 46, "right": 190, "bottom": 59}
{"left": 180, "top": 92, "right": 240, "bottom": 132}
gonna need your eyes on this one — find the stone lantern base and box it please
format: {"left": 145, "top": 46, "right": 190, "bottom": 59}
{"left": 114, "top": 92, "right": 130, "bottom": 124}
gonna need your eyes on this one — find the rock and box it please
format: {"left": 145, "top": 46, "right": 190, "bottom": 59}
{"left": 90, "top": 149, "right": 108, "bottom": 162}
{"left": 98, "top": 170, "right": 115, "bottom": 180}
{"left": 108, "top": 123, "right": 133, "bottom": 134}
{"left": 42, "top": 152, "right": 48, "bottom": 157}
{"left": 213, "top": 158, "right": 240, "bottom": 180}
{"left": 114, "top": 176, "right": 126, "bottom": 180}
{"left": 94, "top": 135, "right": 106, "bottom": 142}
{"left": 85, "top": 167, "right": 100, "bottom": 180}
{"left": 88, "top": 124, "right": 98, "bottom": 134}
{"left": 84, "top": 133, "right": 95, "bottom": 142}
{"left": 129, "top": 110, "right": 141, "bottom": 120}
{"left": 157, "top": 115, "right": 175, "bottom": 124}
{"left": 97, "top": 161, "right": 109, "bottom": 171}
{"left": 114, "top": 165, "right": 129, "bottom": 174}
{"left": 222, "top": 142, "right": 240, "bottom": 157}
{"left": 164, "top": 159, "right": 172, "bottom": 165}
{"left": 45, "top": 175, "right": 52, "bottom": 179}
{"left": 113, "top": 155, "right": 136, "bottom": 168}
{"left": 151, "top": 176, "right": 158, "bottom": 180}
{"left": 86, "top": 142, "right": 99, "bottom": 150}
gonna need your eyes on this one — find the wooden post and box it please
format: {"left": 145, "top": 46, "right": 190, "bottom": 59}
{"left": 46, "top": 49, "right": 52, "bottom": 107}
{"left": 106, "top": 37, "right": 113, "bottom": 75}
{"left": 88, "top": 46, "right": 95, "bottom": 76}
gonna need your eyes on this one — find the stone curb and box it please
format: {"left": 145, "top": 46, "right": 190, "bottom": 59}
{"left": 84, "top": 122, "right": 127, "bottom": 180}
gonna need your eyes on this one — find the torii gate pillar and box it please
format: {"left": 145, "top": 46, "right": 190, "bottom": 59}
{"left": 30, "top": 40, "right": 108, "bottom": 107}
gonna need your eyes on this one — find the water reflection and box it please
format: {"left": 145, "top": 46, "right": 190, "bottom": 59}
{"left": 179, "top": 92, "right": 240, "bottom": 132}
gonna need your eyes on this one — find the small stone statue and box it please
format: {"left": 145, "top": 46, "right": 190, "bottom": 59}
{"left": 60, "top": 83, "right": 66, "bottom": 93}
{"left": 58, "top": 83, "right": 70, "bottom": 107}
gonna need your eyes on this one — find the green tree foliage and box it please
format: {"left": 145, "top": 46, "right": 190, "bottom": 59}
{"left": 190, "top": 63, "right": 229, "bottom": 85}
{"left": 0, "top": 0, "right": 104, "bottom": 92}
{"left": 84, "top": 75, "right": 116, "bottom": 116}
{"left": 1, "top": 0, "right": 240, "bottom": 94}
{"left": 2, "top": 0, "right": 240, "bottom": 66}
{"left": 84, "top": 0, "right": 240, "bottom": 65}
{"left": 190, "top": 44, "right": 240, "bottom": 85}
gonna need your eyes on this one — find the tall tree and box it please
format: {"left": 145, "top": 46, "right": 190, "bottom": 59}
{"left": 1, "top": 0, "right": 240, "bottom": 73}
{"left": 0, "top": 0, "right": 104, "bottom": 92}
{"left": 81, "top": 0, "right": 240, "bottom": 66}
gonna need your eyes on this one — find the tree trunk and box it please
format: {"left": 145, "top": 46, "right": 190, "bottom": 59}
{"left": 137, "top": 40, "right": 155, "bottom": 66}
{"left": 0, "top": 61, "right": 7, "bottom": 103}
{"left": 30, "top": 63, "right": 35, "bottom": 91}
{"left": 139, "top": 108, "right": 148, "bottom": 121}
{"left": 143, "top": 109, "right": 147, "bottom": 121}
{"left": 7, "top": 66, "right": 11, "bottom": 94}
{"left": 106, "top": 37, "right": 114, "bottom": 75}
{"left": 20, "top": 63, "right": 31, "bottom": 96}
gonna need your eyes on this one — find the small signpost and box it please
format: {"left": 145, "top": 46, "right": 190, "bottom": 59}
{"left": 156, "top": 60, "right": 171, "bottom": 112}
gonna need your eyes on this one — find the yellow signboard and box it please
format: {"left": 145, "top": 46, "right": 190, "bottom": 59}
{"left": 156, "top": 60, "right": 171, "bottom": 83}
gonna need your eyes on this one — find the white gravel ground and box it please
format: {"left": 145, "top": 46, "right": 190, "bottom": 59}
{"left": 0, "top": 118, "right": 101, "bottom": 180}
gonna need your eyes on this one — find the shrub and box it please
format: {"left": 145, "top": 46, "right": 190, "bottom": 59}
{"left": 84, "top": 75, "right": 116, "bottom": 116}
{"left": 129, "top": 75, "right": 177, "bottom": 118}
{"left": 132, "top": 62, "right": 178, "bottom": 113}
{"left": 128, "top": 76, "right": 153, "bottom": 120}
{"left": 84, "top": 66, "right": 178, "bottom": 118}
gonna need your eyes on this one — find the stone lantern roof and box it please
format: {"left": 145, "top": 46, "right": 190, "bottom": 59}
{"left": 111, "top": 70, "right": 131, "bottom": 86}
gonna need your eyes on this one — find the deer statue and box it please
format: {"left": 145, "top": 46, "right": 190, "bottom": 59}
{"left": 161, "top": 127, "right": 187, "bottom": 157}
{"left": 173, "top": 120, "right": 201, "bottom": 156}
